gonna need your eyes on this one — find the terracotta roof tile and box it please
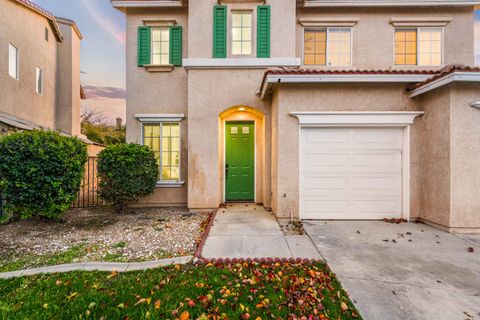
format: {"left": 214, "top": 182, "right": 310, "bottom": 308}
{"left": 407, "top": 64, "right": 480, "bottom": 91}
{"left": 260, "top": 67, "right": 439, "bottom": 92}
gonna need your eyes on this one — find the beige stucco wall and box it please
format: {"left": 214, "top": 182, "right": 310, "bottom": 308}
{"left": 125, "top": 8, "right": 189, "bottom": 206}
{"left": 187, "top": 69, "right": 271, "bottom": 209}
{"left": 449, "top": 83, "right": 480, "bottom": 232}
{"left": 0, "top": 0, "right": 58, "bottom": 129}
{"left": 56, "top": 21, "right": 82, "bottom": 136}
{"left": 296, "top": 6, "right": 475, "bottom": 69}
{"left": 415, "top": 87, "right": 452, "bottom": 228}
{"left": 0, "top": 1, "right": 81, "bottom": 136}
{"left": 273, "top": 83, "right": 421, "bottom": 220}
{"left": 188, "top": 0, "right": 296, "bottom": 59}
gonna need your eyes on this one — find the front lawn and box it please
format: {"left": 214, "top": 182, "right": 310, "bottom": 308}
{"left": 0, "top": 261, "right": 361, "bottom": 320}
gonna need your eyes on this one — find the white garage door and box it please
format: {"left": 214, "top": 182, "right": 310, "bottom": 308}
{"left": 300, "top": 127, "right": 404, "bottom": 220}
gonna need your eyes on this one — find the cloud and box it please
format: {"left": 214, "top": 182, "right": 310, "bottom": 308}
{"left": 80, "top": 0, "right": 126, "bottom": 46}
{"left": 83, "top": 86, "right": 126, "bottom": 100}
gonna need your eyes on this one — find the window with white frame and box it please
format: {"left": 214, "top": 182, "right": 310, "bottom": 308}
{"left": 151, "top": 27, "right": 170, "bottom": 65}
{"left": 395, "top": 27, "right": 443, "bottom": 66}
{"left": 36, "top": 67, "right": 43, "bottom": 94}
{"left": 304, "top": 28, "right": 352, "bottom": 66}
{"left": 143, "top": 123, "right": 180, "bottom": 181}
{"left": 232, "top": 11, "right": 252, "bottom": 55}
{"left": 8, "top": 43, "right": 19, "bottom": 79}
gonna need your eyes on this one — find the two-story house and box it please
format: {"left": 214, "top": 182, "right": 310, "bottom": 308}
{"left": 112, "top": 0, "right": 480, "bottom": 233}
{"left": 0, "top": 0, "right": 85, "bottom": 141}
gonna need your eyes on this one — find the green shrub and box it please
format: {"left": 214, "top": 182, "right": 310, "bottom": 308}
{"left": 97, "top": 143, "right": 158, "bottom": 213}
{"left": 0, "top": 130, "right": 87, "bottom": 220}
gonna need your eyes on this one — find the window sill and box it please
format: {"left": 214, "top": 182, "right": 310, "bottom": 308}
{"left": 144, "top": 65, "right": 175, "bottom": 72}
{"left": 156, "top": 181, "right": 185, "bottom": 188}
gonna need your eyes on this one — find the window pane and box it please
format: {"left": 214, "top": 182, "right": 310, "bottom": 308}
{"left": 231, "top": 11, "right": 252, "bottom": 56}
{"left": 171, "top": 123, "right": 180, "bottom": 137}
{"left": 8, "top": 44, "right": 18, "bottom": 79}
{"left": 151, "top": 27, "right": 170, "bottom": 65}
{"left": 418, "top": 28, "right": 443, "bottom": 66}
{"left": 327, "top": 28, "right": 351, "bottom": 66}
{"left": 36, "top": 67, "right": 43, "bottom": 94}
{"left": 394, "top": 29, "right": 417, "bottom": 65}
{"left": 303, "top": 30, "right": 327, "bottom": 65}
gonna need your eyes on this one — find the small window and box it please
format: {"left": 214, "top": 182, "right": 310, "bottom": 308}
{"left": 304, "top": 28, "right": 352, "bottom": 66}
{"left": 8, "top": 43, "right": 19, "bottom": 79}
{"left": 232, "top": 11, "right": 252, "bottom": 55}
{"left": 36, "top": 67, "right": 43, "bottom": 94}
{"left": 151, "top": 27, "right": 170, "bottom": 65}
{"left": 395, "top": 27, "right": 443, "bottom": 66}
{"left": 45, "top": 27, "right": 49, "bottom": 42}
{"left": 143, "top": 123, "right": 180, "bottom": 181}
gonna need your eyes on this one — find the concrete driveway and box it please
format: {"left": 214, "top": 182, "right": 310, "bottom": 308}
{"left": 304, "top": 221, "right": 480, "bottom": 320}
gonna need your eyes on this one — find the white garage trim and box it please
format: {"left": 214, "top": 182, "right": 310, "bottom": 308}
{"left": 291, "top": 111, "right": 424, "bottom": 221}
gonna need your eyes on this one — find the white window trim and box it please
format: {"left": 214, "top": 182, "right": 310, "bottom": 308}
{"left": 8, "top": 43, "right": 19, "bottom": 80}
{"left": 36, "top": 67, "right": 44, "bottom": 95}
{"left": 393, "top": 27, "right": 444, "bottom": 67}
{"left": 302, "top": 27, "right": 353, "bottom": 67}
{"left": 291, "top": 111, "right": 424, "bottom": 222}
{"left": 136, "top": 113, "right": 185, "bottom": 187}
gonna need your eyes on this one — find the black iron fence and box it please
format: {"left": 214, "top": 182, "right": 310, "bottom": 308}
{"left": 72, "top": 157, "right": 106, "bottom": 208}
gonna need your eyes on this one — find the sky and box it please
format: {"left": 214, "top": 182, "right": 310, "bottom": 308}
{"left": 32, "top": 1, "right": 480, "bottom": 123}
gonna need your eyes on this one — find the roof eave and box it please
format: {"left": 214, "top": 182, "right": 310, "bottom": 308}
{"left": 300, "top": 0, "right": 480, "bottom": 7}
{"left": 409, "top": 72, "right": 480, "bottom": 97}
{"left": 260, "top": 73, "right": 433, "bottom": 100}
{"left": 111, "top": 0, "right": 187, "bottom": 9}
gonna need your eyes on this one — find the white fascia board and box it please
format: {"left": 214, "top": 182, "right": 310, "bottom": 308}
{"left": 409, "top": 72, "right": 480, "bottom": 97}
{"left": 304, "top": 0, "right": 480, "bottom": 7}
{"left": 135, "top": 114, "right": 185, "bottom": 122}
{"left": 290, "top": 111, "right": 424, "bottom": 126}
{"left": 267, "top": 74, "right": 432, "bottom": 84}
{"left": 183, "top": 58, "right": 301, "bottom": 69}
{"left": 112, "top": 1, "right": 183, "bottom": 8}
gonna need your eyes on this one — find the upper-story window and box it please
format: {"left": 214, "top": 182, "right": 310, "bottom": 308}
{"left": 231, "top": 11, "right": 252, "bottom": 55}
{"left": 304, "top": 28, "right": 352, "bottom": 66}
{"left": 395, "top": 28, "right": 443, "bottom": 66}
{"left": 151, "top": 27, "right": 170, "bottom": 65}
{"left": 8, "top": 43, "right": 19, "bottom": 79}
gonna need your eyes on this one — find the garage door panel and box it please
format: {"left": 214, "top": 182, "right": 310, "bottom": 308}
{"left": 300, "top": 127, "right": 404, "bottom": 220}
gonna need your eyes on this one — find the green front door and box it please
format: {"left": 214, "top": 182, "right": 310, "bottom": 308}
{"left": 225, "top": 122, "right": 255, "bottom": 201}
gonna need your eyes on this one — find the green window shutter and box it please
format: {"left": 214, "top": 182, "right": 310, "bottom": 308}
{"left": 138, "top": 26, "right": 151, "bottom": 66}
{"left": 213, "top": 5, "right": 227, "bottom": 58}
{"left": 257, "top": 5, "right": 271, "bottom": 58}
{"left": 169, "top": 26, "right": 183, "bottom": 66}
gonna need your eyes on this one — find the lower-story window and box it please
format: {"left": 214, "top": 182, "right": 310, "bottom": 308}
{"left": 143, "top": 122, "right": 180, "bottom": 181}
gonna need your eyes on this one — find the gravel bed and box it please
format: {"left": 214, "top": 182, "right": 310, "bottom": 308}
{"left": 0, "top": 207, "right": 211, "bottom": 263}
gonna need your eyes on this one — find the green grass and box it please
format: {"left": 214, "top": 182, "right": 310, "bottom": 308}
{"left": 0, "top": 245, "right": 88, "bottom": 273}
{"left": 0, "top": 261, "right": 361, "bottom": 320}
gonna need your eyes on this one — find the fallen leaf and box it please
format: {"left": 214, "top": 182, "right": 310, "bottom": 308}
{"left": 134, "top": 298, "right": 147, "bottom": 306}
{"left": 108, "top": 271, "right": 118, "bottom": 279}
{"left": 341, "top": 302, "right": 348, "bottom": 311}
{"left": 67, "top": 292, "right": 78, "bottom": 300}
{"left": 467, "top": 247, "right": 474, "bottom": 253}
{"left": 154, "top": 300, "right": 161, "bottom": 309}
{"left": 179, "top": 311, "right": 190, "bottom": 320}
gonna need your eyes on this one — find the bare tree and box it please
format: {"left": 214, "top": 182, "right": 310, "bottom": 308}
{"left": 81, "top": 106, "right": 108, "bottom": 125}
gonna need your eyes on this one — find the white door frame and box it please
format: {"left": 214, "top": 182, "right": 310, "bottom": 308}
{"left": 291, "top": 111, "right": 424, "bottom": 221}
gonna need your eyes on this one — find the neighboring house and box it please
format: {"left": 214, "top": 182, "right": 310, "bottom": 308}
{"left": 0, "top": 0, "right": 92, "bottom": 148}
{"left": 112, "top": 0, "right": 480, "bottom": 233}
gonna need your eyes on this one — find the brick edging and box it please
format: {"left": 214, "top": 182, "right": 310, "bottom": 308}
{"left": 193, "top": 209, "right": 218, "bottom": 259}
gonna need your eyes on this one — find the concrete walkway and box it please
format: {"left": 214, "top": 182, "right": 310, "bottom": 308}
{"left": 0, "top": 256, "right": 192, "bottom": 279}
{"left": 304, "top": 221, "right": 480, "bottom": 320}
{"left": 201, "top": 204, "right": 321, "bottom": 259}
